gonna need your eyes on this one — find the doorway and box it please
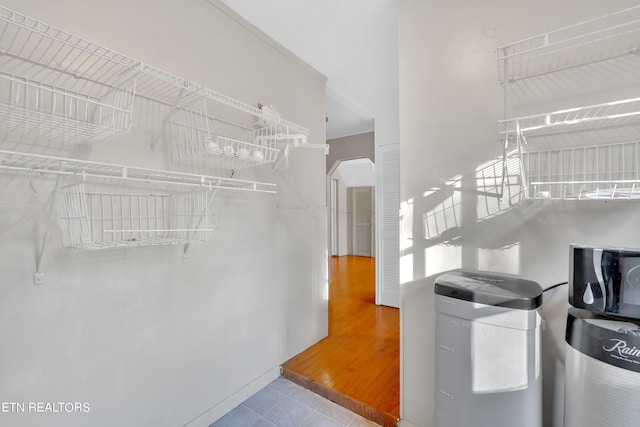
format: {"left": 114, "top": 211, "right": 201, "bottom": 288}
{"left": 352, "top": 186, "right": 374, "bottom": 257}
{"left": 328, "top": 157, "right": 376, "bottom": 258}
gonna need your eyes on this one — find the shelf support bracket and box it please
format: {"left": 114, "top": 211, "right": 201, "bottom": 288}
{"left": 182, "top": 188, "right": 218, "bottom": 262}
{"left": 272, "top": 143, "right": 292, "bottom": 172}
{"left": 516, "top": 128, "right": 530, "bottom": 199}
{"left": 34, "top": 163, "right": 65, "bottom": 285}
{"left": 499, "top": 45, "right": 511, "bottom": 201}
{"left": 150, "top": 86, "right": 187, "bottom": 153}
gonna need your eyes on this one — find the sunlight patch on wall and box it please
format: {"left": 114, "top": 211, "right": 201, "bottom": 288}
{"left": 423, "top": 194, "right": 461, "bottom": 240}
{"left": 477, "top": 243, "right": 521, "bottom": 275}
{"left": 400, "top": 198, "right": 414, "bottom": 252}
{"left": 422, "top": 178, "right": 461, "bottom": 242}
{"left": 400, "top": 253, "right": 414, "bottom": 284}
{"left": 425, "top": 244, "right": 461, "bottom": 277}
{"left": 476, "top": 152, "right": 524, "bottom": 220}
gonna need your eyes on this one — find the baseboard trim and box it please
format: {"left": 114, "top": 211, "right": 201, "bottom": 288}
{"left": 183, "top": 366, "right": 281, "bottom": 427}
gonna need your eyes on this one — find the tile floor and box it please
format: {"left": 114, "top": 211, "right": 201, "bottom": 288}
{"left": 210, "top": 377, "right": 379, "bottom": 427}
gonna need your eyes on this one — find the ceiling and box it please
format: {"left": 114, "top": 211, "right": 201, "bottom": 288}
{"left": 218, "top": 0, "right": 398, "bottom": 140}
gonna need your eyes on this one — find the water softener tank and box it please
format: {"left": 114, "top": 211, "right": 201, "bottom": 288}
{"left": 434, "top": 270, "right": 543, "bottom": 427}
{"left": 564, "top": 308, "right": 640, "bottom": 427}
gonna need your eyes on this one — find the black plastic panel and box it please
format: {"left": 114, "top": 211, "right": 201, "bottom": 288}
{"left": 434, "top": 270, "right": 542, "bottom": 310}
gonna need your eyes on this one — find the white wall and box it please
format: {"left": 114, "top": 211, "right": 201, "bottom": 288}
{"left": 398, "top": 1, "right": 640, "bottom": 426}
{"left": 0, "top": 1, "right": 327, "bottom": 426}
{"left": 327, "top": 131, "right": 375, "bottom": 173}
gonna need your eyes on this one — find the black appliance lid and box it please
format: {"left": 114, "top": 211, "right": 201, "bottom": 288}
{"left": 566, "top": 308, "right": 640, "bottom": 373}
{"left": 434, "top": 270, "right": 543, "bottom": 310}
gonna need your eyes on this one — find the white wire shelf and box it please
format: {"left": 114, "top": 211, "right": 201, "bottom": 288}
{"left": 57, "top": 182, "right": 215, "bottom": 249}
{"left": 0, "top": 5, "right": 309, "bottom": 145}
{"left": 497, "top": 5, "right": 640, "bottom": 82}
{"left": 168, "top": 102, "right": 306, "bottom": 170}
{"left": 0, "top": 71, "right": 135, "bottom": 143}
{"left": 523, "top": 141, "right": 640, "bottom": 200}
{"left": 499, "top": 99, "right": 640, "bottom": 201}
{"left": 495, "top": 6, "right": 640, "bottom": 202}
{"left": 0, "top": 150, "right": 277, "bottom": 193}
{"left": 499, "top": 97, "right": 640, "bottom": 137}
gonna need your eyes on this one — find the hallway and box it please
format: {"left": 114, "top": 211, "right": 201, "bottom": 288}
{"left": 282, "top": 256, "right": 400, "bottom": 427}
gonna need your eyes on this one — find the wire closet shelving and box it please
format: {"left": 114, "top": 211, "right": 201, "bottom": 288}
{"left": 0, "top": 5, "right": 309, "bottom": 167}
{"left": 0, "top": 150, "right": 277, "bottom": 192}
{"left": 0, "top": 5, "right": 318, "bottom": 282}
{"left": 168, "top": 101, "right": 306, "bottom": 170}
{"left": 496, "top": 5, "right": 640, "bottom": 200}
{"left": 57, "top": 184, "right": 215, "bottom": 249}
{"left": 497, "top": 5, "right": 640, "bottom": 82}
{"left": 0, "top": 149, "right": 277, "bottom": 283}
{"left": 0, "top": 149, "right": 275, "bottom": 245}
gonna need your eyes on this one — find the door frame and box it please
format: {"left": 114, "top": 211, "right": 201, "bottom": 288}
{"left": 327, "top": 157, "right": 376, "bottom": 258}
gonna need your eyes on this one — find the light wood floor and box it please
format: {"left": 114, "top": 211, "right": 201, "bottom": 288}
{"left": 282, "top": 256, "right": 400, "bottom": 427}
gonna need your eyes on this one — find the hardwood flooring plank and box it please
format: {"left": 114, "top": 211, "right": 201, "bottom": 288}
{"left": 282, "top": 256, "right": 400, "bottom": 426}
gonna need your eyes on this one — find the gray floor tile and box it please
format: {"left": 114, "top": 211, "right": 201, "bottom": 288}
{"left": 288, "top": 387, "right": 327, "bottom": 410}
{"left": 269, "top": 377, "right": 302, "bottom": 395}
{"left": 302, "top": 412, "right": 344, "bottom": 427}
{"left": 264, "top": 396, "right": 314, "bottom": 427}
{"left": 210, "top": 404, "right": 262, "bottom": 427}
{"left": 252, "top": 418, "right": 279, "bottom": 427}
{"left": 317, "top": 400, "right": 356, "bottom": 425}
{"left": 212, "top": 378, "right": 372, "bottom": 427}
{"left": 243, "top": 386, "right": 286, "bottom": 415}
{"left": 347, "top": 414, "right": 380, "bottom": 427}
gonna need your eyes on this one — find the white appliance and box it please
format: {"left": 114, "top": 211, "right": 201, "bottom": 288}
{"left": 564, "top": 308, "right": 640, "bottom": 427}
{"left": 434, "top": 270, "right": 543, "bottom": 427}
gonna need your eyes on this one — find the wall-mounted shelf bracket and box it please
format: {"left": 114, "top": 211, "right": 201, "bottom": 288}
{"left": 34, "top": 162, "right": 65, "bottom": 285}
{"left": 272, "top": 143, "right": 292, "bottom": 172}
{"left": 150, "top": 86, "right": 188, "bottom": 153}
{"left": 183, "top": 189, "right": 218, "bottom": 262}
